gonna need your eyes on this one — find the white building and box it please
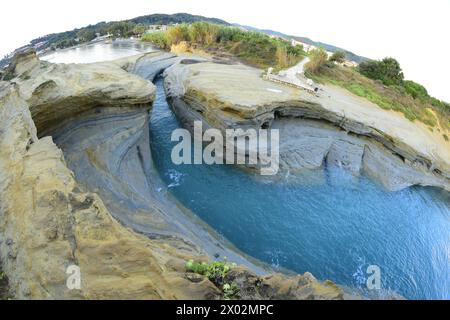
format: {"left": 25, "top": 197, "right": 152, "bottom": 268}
{"left": 291, "top": 38, "right": 359, "bottom": 67}
{"left": 146, "top": 25, "right": 168, "bottom": 33}
{"left": 341, "top": 60, "right": 358, "bottom": 68}
{"left": 291, "top": 39, "right": 316, "bottom": 53}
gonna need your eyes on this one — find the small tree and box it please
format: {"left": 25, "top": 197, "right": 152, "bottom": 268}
{"left": 132, "top": 24, "right": 146, "bottom": 36}
{"left": 189, "top": 22, "right": 219, "bottom": 45}
{"left": 142, "top": 32, "right": 169, "bottom": 49}
{"left": 403, "top": 80, "right": 429, "bottom": 100}
{"left": 107, "top": 21, "right": 135, "bottom": 37}
{"left": 329, "top": 51, "right": 346, "bottom": 63}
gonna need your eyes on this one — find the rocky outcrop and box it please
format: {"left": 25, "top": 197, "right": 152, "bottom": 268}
{"left": 0, "top": 63, "right": 220, "bottom": 299}
{"left": 4, "top": 50, "right": 155, "bottom": 137}
{"left": 164, "top": 61, "right": 450, "bottom": 191}
{"left": 115, "top": 51, "right": 180, "bottom": 81}
{"left": 0, "top": 51, "right": 346, "bottom": 299}
{"left": 224, "top": 267, "right": 344, "bottom": 300}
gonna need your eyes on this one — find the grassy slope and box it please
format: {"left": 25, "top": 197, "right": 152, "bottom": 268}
{"left": 307, "top": 65, "right": 450, "bottom": 133}
{"left": 235, "top": 24, "right": 368, "bottom": 63}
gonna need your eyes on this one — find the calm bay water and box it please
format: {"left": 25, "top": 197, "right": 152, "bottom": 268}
{"left": 40, "top": 39, "right": 154, "bottom": 64}
{"left": 43, "top": 43, "right": 450, "bottom": 299}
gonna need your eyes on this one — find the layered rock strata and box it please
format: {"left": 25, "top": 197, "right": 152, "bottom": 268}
{"left": 164, "top": 61, "right": 450, "bottom": 191}
{"left": 0, "top": 51, "right": 345, "bottom": 299}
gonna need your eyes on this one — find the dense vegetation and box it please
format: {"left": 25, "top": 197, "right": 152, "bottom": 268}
{"left": 142, "top": 22, "right": 306, "bottom": 69}
{"left": 359, "top": 58, "right": 404, "bottom": 86}
{"left": 305, "top": 54, "right": 449, "bottom": 131}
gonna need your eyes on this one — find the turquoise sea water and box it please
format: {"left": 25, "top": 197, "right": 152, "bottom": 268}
{"left": 150, "top": 78, "right": 450, "bottom": 300}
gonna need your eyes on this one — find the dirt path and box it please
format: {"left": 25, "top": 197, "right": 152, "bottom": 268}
{"left": 266, "top": 57, "right": 317, "bottom": 92}
{"left": 279, "top": 57, "right": 310, "bottom": 78}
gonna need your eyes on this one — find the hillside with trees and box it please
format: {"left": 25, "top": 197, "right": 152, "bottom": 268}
{"left": 129, "top": 13, "right": 229, "bottom": 26}
{"left": 233, "top": 24, "right": 368, "bottom": 64}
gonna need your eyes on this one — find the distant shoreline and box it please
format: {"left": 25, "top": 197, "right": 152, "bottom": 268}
{"left": 38, "top": 37, "right": 139, "bottom": 58}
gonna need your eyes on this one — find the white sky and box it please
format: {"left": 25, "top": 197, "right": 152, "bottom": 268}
{"left": 1, "top": 0, "right": 449, "bottom": 101}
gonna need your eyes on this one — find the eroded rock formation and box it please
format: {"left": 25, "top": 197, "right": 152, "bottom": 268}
{"left": 0, "top": 51, "right": 346, "bottom": 300}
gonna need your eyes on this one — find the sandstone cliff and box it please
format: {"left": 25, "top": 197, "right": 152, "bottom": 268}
{"left": 0, "top": 51, "right": 345, "bottom": 300}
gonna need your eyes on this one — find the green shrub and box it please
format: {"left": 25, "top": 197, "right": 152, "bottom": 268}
{"left": 186, "top": 259, "right": 235, "bottom": 283}
{"left": 76, "top": 29, "right": 96, "bottom": 42}
{"left": 166, "top": 24, "right": 190, "bottom": 45}
{"left": 186, "top": 259, "right": 240, "bottom": 299}
{"left": 141, "top": 32, "right": 169, "bottom": 49}
{"left": 189, "top": 22, "right": 219, "bottom": 45}
{"left": 359, "top": 57, "right": 404, "bottom": 86}
{"left": 132, "top": 24, "right": 146, "bottom": 36}
{"left": 403, "top": 80, "right": 429, "bottom": 100}
{"left": 216, "top": 26, "right": 242, "bottom": 42}
{"left": 107, "top": 21, "right": 135, "bottom": 37}
{"left": 329, "top": 51, "right": 346, "bottom": 63}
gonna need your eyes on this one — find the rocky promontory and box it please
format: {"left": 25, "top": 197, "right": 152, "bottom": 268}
{"left": 0, "top": 51, "right": 347, "bottom": 299}
{"left": 164, "top": 61, "right": 450, "bottom": 191}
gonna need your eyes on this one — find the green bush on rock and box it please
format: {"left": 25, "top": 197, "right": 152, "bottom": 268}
{"left": 186, "top": 258, "right": 239, "bottom": 300}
